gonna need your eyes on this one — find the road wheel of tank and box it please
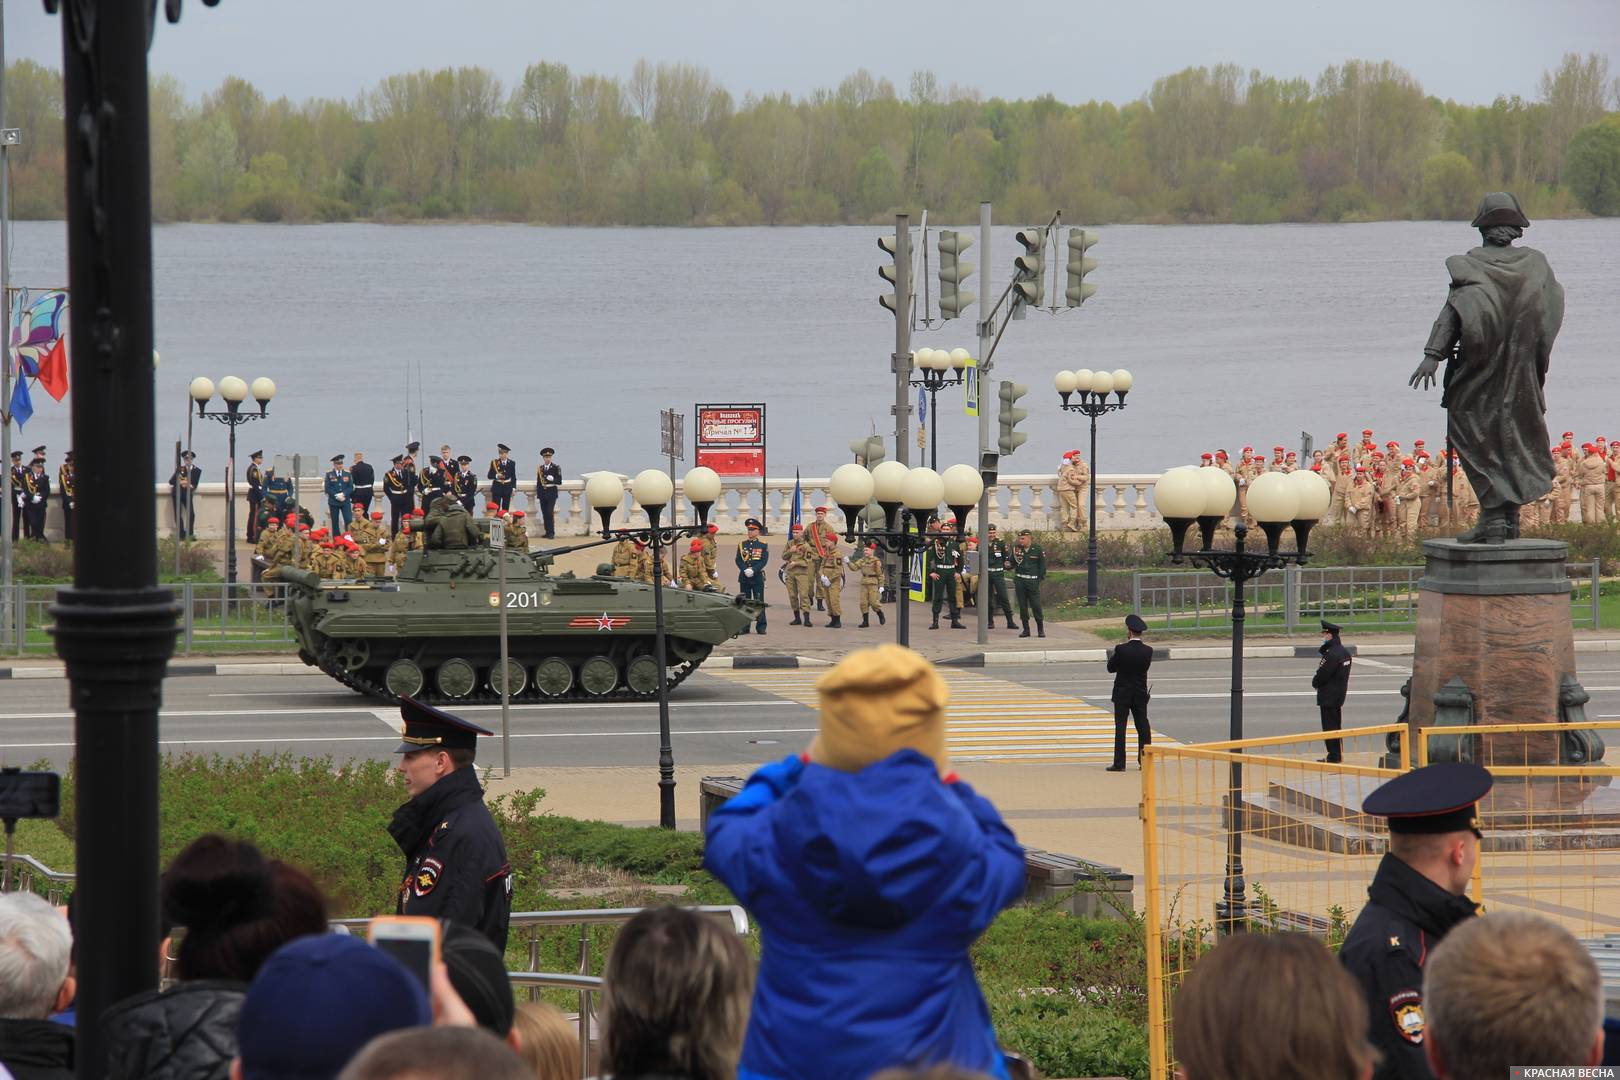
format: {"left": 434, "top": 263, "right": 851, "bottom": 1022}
{"left": 626, "top": 655, "right": 662, "bottom": 694}
{"left": 334, "top": 640, "right": 370, "bottom": 672}
{"left": 435, "top": 658, "right": 477, "bottom": 699}
{"left": 489, "top": 658, "right": 527, "bottom": 697}
{"left": 669, "top": 637, "right": 711, "bottom": 663}
{"left": 385, "top": 658, "right": 425, "bottom": 699}
{"left": 579, "top": 655, "right": 619, "bottom": 696}
{"left": 534, "top": 657, "right": 573, "bottom": 697}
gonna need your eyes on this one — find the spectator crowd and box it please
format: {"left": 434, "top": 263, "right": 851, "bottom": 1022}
{"left": 0, "top": 646, "right": 1612, "bottom": 1080}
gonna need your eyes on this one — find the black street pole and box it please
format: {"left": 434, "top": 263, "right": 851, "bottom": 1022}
{"left": 896, "top": 510, "right": 911, "bottom": 648}
{"left": 1086, "top": 409, "right": 1099, "bottom": 604}
{"left": 225, "top": 417, "right": 237, "bottom": 586}
{"left": 1215, "top": 525, "right": 1251, "bottom": 935}
{"left": 649, "top": 507, "right": 675, "bottom": 829}
{"left": 48, "top": 5, "right": 186, "bottom": 1078}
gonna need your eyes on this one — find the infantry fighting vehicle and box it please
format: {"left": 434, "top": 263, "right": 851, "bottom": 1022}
{"left": 279, "top": 543, "right": 761, "bottom": 704}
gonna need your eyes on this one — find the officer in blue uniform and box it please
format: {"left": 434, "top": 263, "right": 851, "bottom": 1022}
{"left": 245, "top": 450, "right": 264, "bottom": 542}
{"left": 390, "top": 697, "right": 512, "bottom": 951}
{"left": 263, "top": 467, "right": 294, "bottom": 524}
{"left": 487, "top": 444, "right": 517, "bottom": 511}
{"left": 1339, "top": 762, "right": 1492, "bottom": 1080}
{"left": 324, "top": 453, "right": 355, "bottom": 532}
{"left": 349, "top": 452, "right": 375, "bottom": 517}
{"left": 536, "top": 448, "right": 562, "bottom": 540}
{"left": 422, "top": 455, "right": 451, "bottom": 513}
{"left": 735, "top": 517, "right": 769, "bottom": 634}
{"left": 454, "top": 454, "right": 478, "bottom": 512}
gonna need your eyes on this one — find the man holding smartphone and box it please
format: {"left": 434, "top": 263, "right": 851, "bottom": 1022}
{"left": 388, "top": 699, "right": 512, "bottom": 950}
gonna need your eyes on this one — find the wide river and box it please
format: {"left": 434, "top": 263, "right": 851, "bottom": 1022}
{"left": 7, "top": 219, "right": 1617, "bottom": 480}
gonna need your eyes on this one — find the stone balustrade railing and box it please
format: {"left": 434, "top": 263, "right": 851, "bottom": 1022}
{"left": 11, "top": 474, "right": 1167, "bottom": 542}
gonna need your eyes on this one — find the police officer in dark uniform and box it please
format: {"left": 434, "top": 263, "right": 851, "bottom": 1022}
{"left": 1106, "top": 614, "right": 1152, "bottom": 771}
{"left": 170, "top": 450, "right": 201, "bottom": 539}
{"left": 23, "top": 457, "right": 50, "bottom": 540}
{"left": 454, "top": 454, "right": 478, "bottom": 512}
{"left": 350, "top": 451, "right": 375, "bottom": 517}
{"left": 263, "top": 466, "right": 294, "bottom": 525}
{"left": 401, "top": 441, "right": 421, "bottom": 500}
{"left": 7, "top": 449, "right": 24, "bottom": 542}
{"left": 422, "top": 455, "right": 450, "bottom": 511}
{"left": 487, "top": 444, "right": 516, "bottom": 512}
{"left": 389, "top": 697, "right": 513, "bottom": 951}
{"left": 245, "top": 450, "right": 265, "bottom": 542}
{"left": 735, "top": 518, "right": 768, "bottom": 634}
{"left": 57, "top": 451, "right": 75, "bottom": 544}
{"left": 536, "top": 448, "right": 562, "bottom": 540}
{"left": 1313, "top": 619, "right": 1353, "bottom": 763}
{"left": 1339, "top": 762, "right": 1492, "bottom": 1080}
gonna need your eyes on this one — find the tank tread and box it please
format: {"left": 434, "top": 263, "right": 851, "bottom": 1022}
{"left": 315, "top": 643, "right": 704, "bottom": 706}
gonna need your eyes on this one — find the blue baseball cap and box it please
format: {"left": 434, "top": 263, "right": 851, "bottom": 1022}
{"left": 237, "top": 933, "right": 431, "bottom": 1080}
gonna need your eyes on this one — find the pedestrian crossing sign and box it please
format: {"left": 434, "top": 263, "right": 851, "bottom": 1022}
{"left": 963, "top": 357, "right": 978, "bottom": 416}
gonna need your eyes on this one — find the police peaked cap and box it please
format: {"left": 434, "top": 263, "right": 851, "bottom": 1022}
{"left": 391, "top": 454, "right": 404, "bottom": 464}
{"left": 1362, "top": 762, "right": 1492, "bottom": 836}
{"left": 1321, "top": 619, "right": 1341, "bottom": 634}
{"left": 1124, "top": 614, "right": 1146, "bottom": 634}
{"left": 250, "top": 450, "right": 263, "bottom": 459}
{"left": 395, "top": 696, "right": 493, "bottom": 755}
{"left": 1471, "top": 191, "right": 1530, "bottom": 230}
{"left": 405, "top": 442, "right": 421, "bottom": 453}
{"left": 496, "top": 444, "right": 510, "bottom": 453}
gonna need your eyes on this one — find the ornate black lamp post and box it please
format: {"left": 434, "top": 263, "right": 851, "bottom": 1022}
{"left": 1056, "top": 366, "right": 1133, "bottom": 605}
{"left": 908, "top": 347, "right": 968, "bottom": 471}
{"left": 1153, "top": 465, "right": 1331, "bottom": 935}
{"left": 828, "top": 460, "right": 983, "bottom": 648}
{"left": 188, "top": 375, "right": 274, "bottom": 586}
{"left": 584, "top": 466, "right": 721, "bottom": 829}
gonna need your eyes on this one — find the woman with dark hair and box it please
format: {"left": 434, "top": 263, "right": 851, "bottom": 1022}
{"left": 598, "top": 907, "right": 753, "bottom": 1080}
{"left": 99, "top": 835, "right": 329, "bottom": 1080}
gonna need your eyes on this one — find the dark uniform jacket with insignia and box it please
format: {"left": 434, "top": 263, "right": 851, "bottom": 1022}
{"left": 1339, "top": 852, "right": 1478, "bottom": 1080}
{"left": 1313, "top": 636, "right": 1353, "bottom": 707}
{"left": 389, "top": 765, "right": 512, "bottom": 951}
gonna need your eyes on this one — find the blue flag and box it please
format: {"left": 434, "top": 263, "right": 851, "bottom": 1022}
{"left": 8, "top": 374, "right": 32, "bottom": 428}
{"left": 917, "top": 386, "right": 927, "bottom": 424}
{"left": 791, "top": 470, "right": 802, "bottom": 531}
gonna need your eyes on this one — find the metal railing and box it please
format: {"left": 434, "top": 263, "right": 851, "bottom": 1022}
{"left": 1132, "top": 561, "right": 1601, "bottom": 635}
{"left": 1, "top": 580, "right": 299, "bottom": 655}
{"left": 332, "top": 905, "right": 750, "bottom": 1079}
{"left": 0, "top": 853, "right": 74, "bottom": 904}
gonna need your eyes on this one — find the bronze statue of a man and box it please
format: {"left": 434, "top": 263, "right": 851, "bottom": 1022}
{"left": 1409, "top": 192, "right": 1564, "bottom": 545}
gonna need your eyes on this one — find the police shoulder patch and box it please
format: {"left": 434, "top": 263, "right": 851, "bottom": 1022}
{"left": 413, "top": 856, "right": 445, "bottom": 898}
{"left": 1388, "top": 988, "right": 1424, "bottom": 1044}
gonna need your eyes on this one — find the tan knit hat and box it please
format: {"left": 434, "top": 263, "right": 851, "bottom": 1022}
{"left": 809, "top": 644, "right": 949, "bottom": 774}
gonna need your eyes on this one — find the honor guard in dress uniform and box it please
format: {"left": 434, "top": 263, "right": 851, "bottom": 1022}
{"left": 1012, "top": 529, "right": 1046, "bottom": 637}
{"left": 422, "top": 456, "right": 451, "bottom": 511}
{"left": 926, "top": 529, "right": 964, "bottom": 630}
{"left": 536, "top": 448, "right": 562, "bottom": 540}
{"left": 325, "top": 454, "right": 355, "bottom": 532}
{"left": 389, "top": 697, "right": 513, "bottom": 950}
{"left": 438, "top": 445, "right": 458, "bottom": 483}
{"left": 735, "top": 518, "right": 769, "bottom": 634}
{"left": 1106, "top": 614, "right": 1153, "bottom": 771}
{"left": 350, "top": 452, "right": 375, "bottom": 517}
{"left": 454, "top": 455, "right": 478, "bottom": 512}
{"left": 56, "top": 451, "right": 75, "bottom": 544}
{"left": 23, "top": 458, "right": 50, "bottom": 540}
{"left": 170, "top": 450, "right": 201, "bottom": 539}
{"left": 984, "top": 524, "right": 1016, "bottom": 630}
{"left": 1340, "top": 763, "right": 1492, "bottom": 1080}
{"left": 487, "top": 444, "right": 517, "bottom": 511}
{"left": 401, "top": 441, "right": 421, "bottom": 500}
{"left": 384, "top": 454, "right": 413, "bottom": 535}
{"left": 852, "top": 542, "right": 886, "bottom": 627}
{"left": 7, "top": 450, "right": 24, "bottom": 543}
{"left": 245, "top": 450, "right": 264, "bottom": 543}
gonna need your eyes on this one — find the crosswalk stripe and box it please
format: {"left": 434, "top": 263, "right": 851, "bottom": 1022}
{"left": 713, "top": 667, "right": 1177, "bottom": 762}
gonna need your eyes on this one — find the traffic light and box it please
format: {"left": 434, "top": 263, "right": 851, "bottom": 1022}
{"left": 1011, "top": 226, "right": 1046, "bottom": 318}
{"left": 937, "top": 230, "right": 975, "bottom": 320}
{"left": 997, "top": 380, "right": 1029, "bottom": 456}
{"left": 1066, "top": 228, "right": 1099, "bottom": 307}
{"left": 848, "top": 435, "right": 887, "bottom": 467}
{"left": 878, "top": 235, "right": 904, "bottom": 313}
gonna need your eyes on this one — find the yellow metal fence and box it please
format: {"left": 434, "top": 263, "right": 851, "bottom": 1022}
{"left": 1142, "top": 721, "right": 1620, "bottom": 1080}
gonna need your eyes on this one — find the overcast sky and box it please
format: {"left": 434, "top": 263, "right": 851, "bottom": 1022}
{"left": 5, "top": 0, "right": 1618, "bottom": 108}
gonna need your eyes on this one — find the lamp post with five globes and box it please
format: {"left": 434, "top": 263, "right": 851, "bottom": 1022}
{"left": 189, "top": 376, "right": 276, "bottom": 588}
{"left": 1055, "top": 367, "right": 1133, "bottom": 606}
{"left": 909, "top": 347, "right": 970, "bottom": 471}
{"left": 1152, "top": 465, "right": 1331, "bottom": 934}
{"left": 584, "top": 466, "right": 723, "bottom": 829}
{"left": 828, "top": 460, "right": 984, "bottom": 648}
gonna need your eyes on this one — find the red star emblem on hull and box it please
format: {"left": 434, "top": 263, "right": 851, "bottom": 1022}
{"left": 569, "top": 612, "right": 631, "bottom": 631}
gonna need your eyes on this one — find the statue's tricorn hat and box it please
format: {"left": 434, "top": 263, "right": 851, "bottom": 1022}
{"left": 1471, "top": 191, "right": 1529, "bottom": 230}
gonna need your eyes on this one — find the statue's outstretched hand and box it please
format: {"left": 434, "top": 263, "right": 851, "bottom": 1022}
{"left": 1409, "top": 355, "right": 1440, "bottom": 390}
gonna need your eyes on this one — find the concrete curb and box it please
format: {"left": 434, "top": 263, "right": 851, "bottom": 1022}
{"left": 2, "top": 639, "right": 1618, "bottom": 680}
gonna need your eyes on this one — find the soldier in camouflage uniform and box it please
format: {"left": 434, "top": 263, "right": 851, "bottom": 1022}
{"left": 699, "top": 524, "right": 719, "bottom": 581}
{"left": 611, "top": 538, "right": 638, "bottom": 577}
{"left": 818, "top": 536, "right": 845, "bottom": 628}
{"left": 679, "top": 539, "right": 709, "bottom": 590}
{"left": 504, "top": 512, "right": 531, "bottom": 552}
{"left": 783, "top": 524, "right": 815, "bottom": 625}
{"left": 852, "top": 542, "right": 886, "bottom": 627}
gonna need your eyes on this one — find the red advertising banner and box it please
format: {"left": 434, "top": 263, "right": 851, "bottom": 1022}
{"left": 695, "top": 402, "right": 765, "bottom": 477}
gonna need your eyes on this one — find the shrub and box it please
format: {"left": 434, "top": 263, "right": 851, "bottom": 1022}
{"left": 11, "top": 540, "right": 73, "bottom": 581}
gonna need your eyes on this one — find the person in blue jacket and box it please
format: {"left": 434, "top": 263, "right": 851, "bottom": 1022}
{"left": 704, "top": 644, "right": 1026, "bottom": 1080}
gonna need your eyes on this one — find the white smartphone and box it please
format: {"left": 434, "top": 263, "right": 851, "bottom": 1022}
{"left": 367, "top": 915, "right": 439, "bottom": 988}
